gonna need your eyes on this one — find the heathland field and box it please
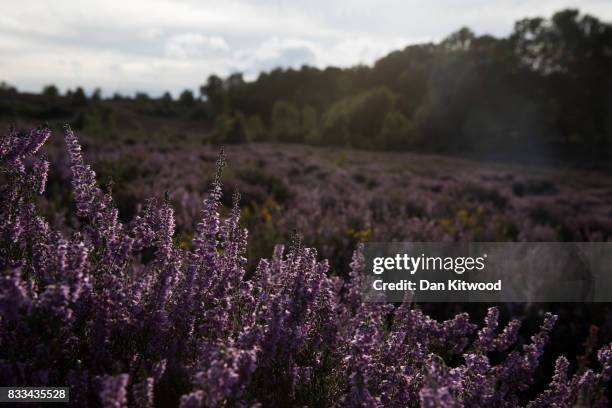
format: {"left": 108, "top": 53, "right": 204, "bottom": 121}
{"left": 3, "top": 124, "right": 612, "bottom": 406}
{"left": 34, "top": 128, "right": 612, "bottom": 272}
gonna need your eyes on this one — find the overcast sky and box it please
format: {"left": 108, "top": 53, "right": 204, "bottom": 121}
{"left": 2, "top": 0, "right": 611, "bottom": 96}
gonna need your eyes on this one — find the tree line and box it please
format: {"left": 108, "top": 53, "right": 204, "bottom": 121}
{"left": 205, "top": 9, "right": 612, "bottom": 158}
{"left": 2, "top": 9, "right": 611, "bottom": 158}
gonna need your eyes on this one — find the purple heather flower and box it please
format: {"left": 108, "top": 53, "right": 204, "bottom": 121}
{"left": 96, "top": 374, "right": 130, "bottom": 408}
{"left": 30, "top": 158, "right": 49, "bottom": 194}
{"left": 180, "top": 391, "right": 204, "bottom": 408}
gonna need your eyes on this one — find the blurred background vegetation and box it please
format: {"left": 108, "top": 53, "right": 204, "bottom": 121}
{"left": 2, "top": 9, "right": 611, "bottom": 165}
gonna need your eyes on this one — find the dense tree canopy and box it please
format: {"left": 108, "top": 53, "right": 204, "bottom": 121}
{"left": 197, "top": 9, "right": 611, "bottom": 157}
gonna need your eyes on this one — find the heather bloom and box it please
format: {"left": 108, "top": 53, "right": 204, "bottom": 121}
{"left": 598, "top": 344, "right": 612, "bottom": 382}
{"left": 419, "top": 355, "right": 460, "bottom": 408}
{"left": 527, "top": 356, "right": 573, "bottom": 408}
{"left": 179, "top": 391, "right": 204, "bottom": 408}
{"left": 0, "top": 126, "right": 50, "bottom": 170}
{"left": 494, "top": 318, "right": 521, "bottom": 352}
{"left": 30, "top": 157, "right": 49, "bottom": 194}
{"left": 132, "top": 377, "right": 154, "bottom": 408}
{"left": 96, "top": 374, "right": 130, "bottom": 408}
{"left": 192, "top": 344, "right": 258, "bottom": 407}
{"left": 473, "top": 307, "right": 499, "bottom": 353}
{"left": 0, "top": 126, "right": 611, "bottom": 407}
{"left": 0, "top": 270, "right": 31, "bottom": 322}
{"left": 63, "top": 124, "right": 106, "bottom": 218}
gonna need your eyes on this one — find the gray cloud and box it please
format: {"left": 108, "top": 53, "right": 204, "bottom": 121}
{"left": 1, "top": 0, "right": 611, "bottom": 96}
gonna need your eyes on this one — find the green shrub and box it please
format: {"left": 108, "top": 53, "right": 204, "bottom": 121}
{"left": 322, "top": 86, "right": 397, "bottom": 148}
{"left": 377, "top": 110, "right": 420, "bottom": 149}
{"left": 271, "top": 101, "right": 302, "bottom": 142}
{"left": 212, "top": 112, "right": 249, "bottom": 144}
{"left": 246, "top": 115, "right": 266, "bottom": 141}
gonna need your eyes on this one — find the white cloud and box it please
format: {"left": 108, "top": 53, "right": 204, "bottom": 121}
{"left": 165, "top": 34, "right": 229, "bottom": 59}
{"left": 233, "top": 37, "right": 318, "bottom": 75}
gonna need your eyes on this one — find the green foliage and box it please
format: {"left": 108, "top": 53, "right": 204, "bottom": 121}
{"left": 377, "top": 110, "right": 419, "bottom": 149}
{"left": 71, "top": 87, "right": 88, "bottom": 107}
{"left": 183, "top": 8, "right": 612, "bottom": 157}
{"left": 511, "top": 9, "right": 612, "bottom": 150}
{"left": 322, "top": 87, "right": 396, "bottom": 148}
{"left": 156, "top": 92, "right": 177, "bottom": 116}
{"left": 302, "top": 105, "right": 321, "bottom": 144}
{"left": 246, "top": 115, "right": 266, "bottom": 141}
{"left": 135, "top": 92, "right": 150, "bottom": 103}
{"left": 201, "top": 75, "right": 226, "bottom": 116}
{"left": 395, "top": 66, "right": 429, "bottom": 115}
{"left": 179, "top": 89, "right": 196, "bottom": 107}
{"left": 72, "top": 105, "right": 116, "bottom": 134}
{"left": 42, "top": 84, "right": 60, "bottom": 98}
{"left": 91, "top": 88, "right": 102, "bottom": 101}
{"left": 212, "top": 112, "right": 249, "bottom": 144}
{"left": 0, "top": 82, "right": 17, "bottom": 94}
{"left": 271, "top": 101, "right": 302, "bottom": 143}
